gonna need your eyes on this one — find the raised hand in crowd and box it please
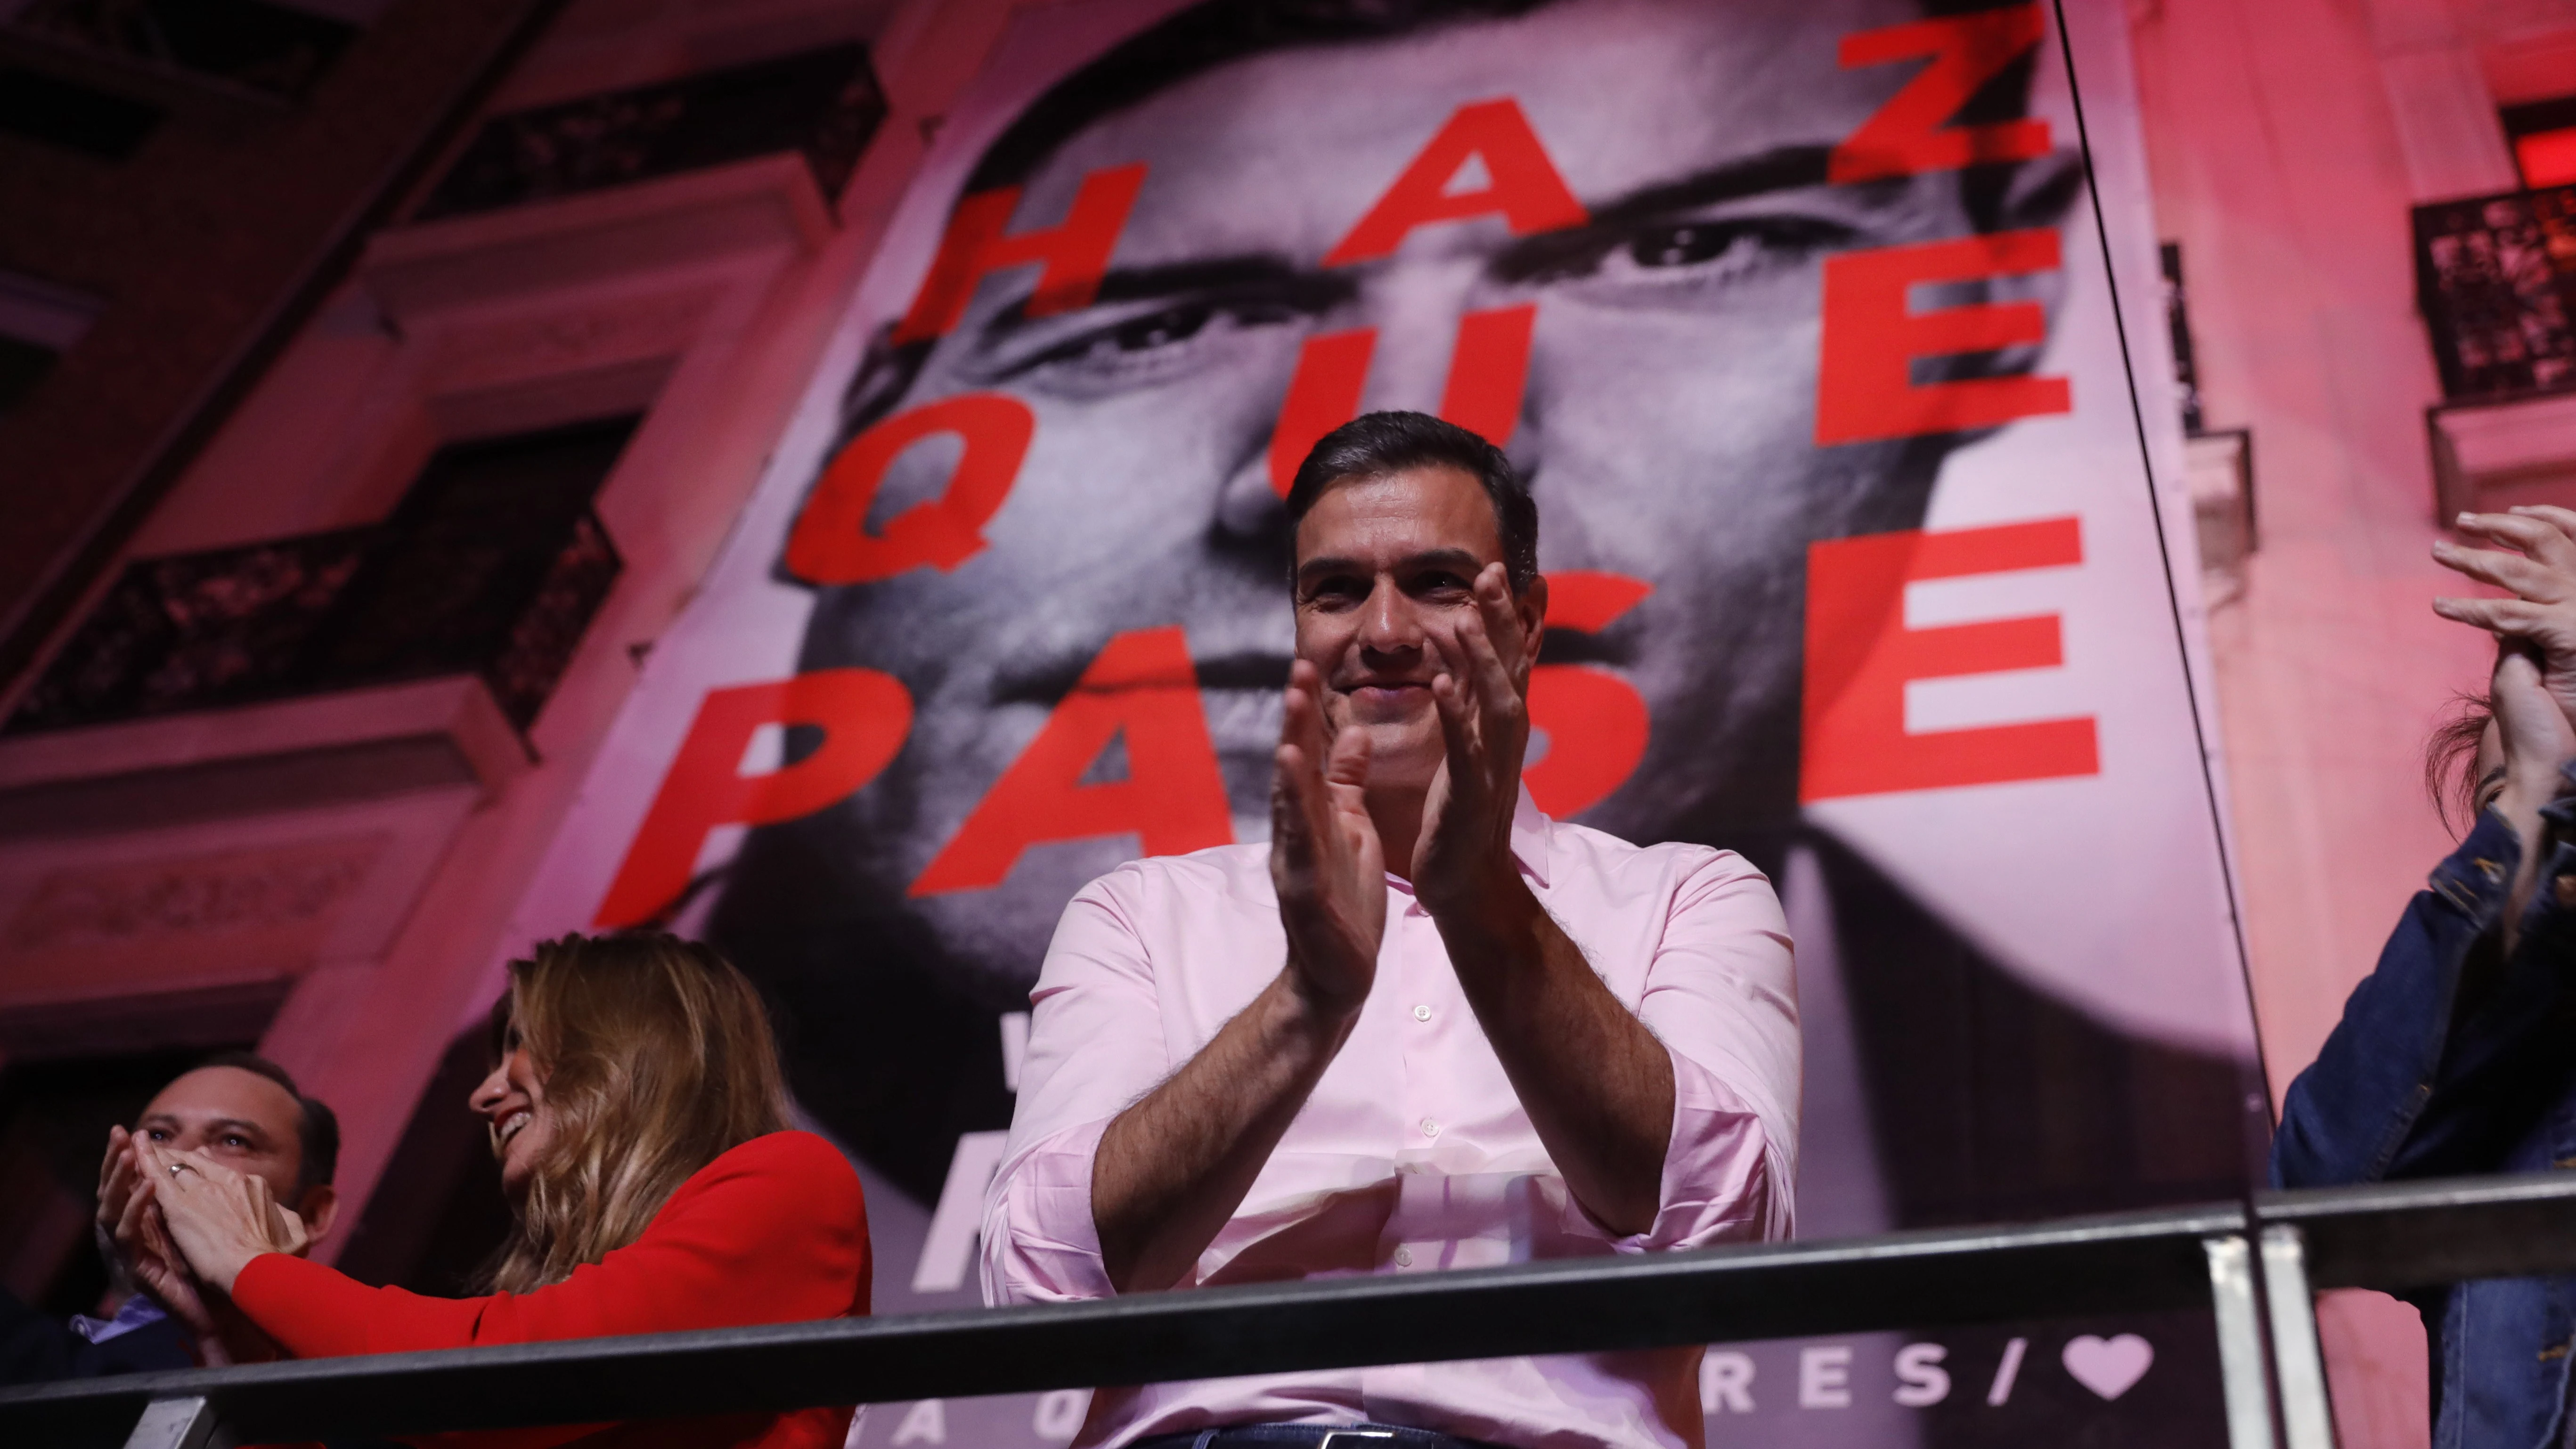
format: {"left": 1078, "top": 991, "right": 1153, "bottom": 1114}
{"left": 103, "top": 1135, "right": 305, "bottom": 1366}
{"left": 2435, "top": 506, "right": 2576, "bottom": 724}
{"left": 1399, "top": 562, "right": 1671, "bottom": 1238}
{"left": 2432, "top": 507, "right": 2576, "bottom": 938}
{"left": 2272, "top": 506, "right": 2576, "bottom": 1441}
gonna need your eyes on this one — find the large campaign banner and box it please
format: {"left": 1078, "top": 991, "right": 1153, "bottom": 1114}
{"left": 506, "top": 0, "right": 2267, "bottom": 1443}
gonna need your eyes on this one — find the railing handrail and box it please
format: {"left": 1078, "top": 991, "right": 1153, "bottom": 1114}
{"left": 2257, "top": 1171, "right": 2576, "bottom": 1290}
{"left": 0, "top": 1200, "right": 2244, "bottom": 1446}
{"left": 3, "top": 1173, "right": 2571, "bottom": 1448}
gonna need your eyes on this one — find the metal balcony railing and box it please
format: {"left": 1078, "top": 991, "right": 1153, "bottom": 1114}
{"left": 5, "top": 1173, "right": 2574, "bottom": 1449}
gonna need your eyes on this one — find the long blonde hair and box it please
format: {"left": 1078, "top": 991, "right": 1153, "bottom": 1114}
{"left": 482, "top": 932, "right": 791, "bottom": 1293}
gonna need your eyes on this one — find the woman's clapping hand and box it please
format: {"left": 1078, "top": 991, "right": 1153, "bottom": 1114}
{"left": 135, "top": 1140, "right": 310, "bottom": 1295}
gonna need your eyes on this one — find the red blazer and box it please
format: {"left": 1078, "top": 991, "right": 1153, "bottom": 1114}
{"left": 234, "top": 1130, "right": 870, "bottom": 1449}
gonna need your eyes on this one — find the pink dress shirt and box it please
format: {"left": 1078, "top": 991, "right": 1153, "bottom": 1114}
{"left": 981, "top": 789, "right": 1799, "bottom": 1449}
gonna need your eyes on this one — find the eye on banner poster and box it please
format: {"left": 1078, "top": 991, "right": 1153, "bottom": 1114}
{"left": 503, "top": 1, "right": 2269, "bottom": 1445}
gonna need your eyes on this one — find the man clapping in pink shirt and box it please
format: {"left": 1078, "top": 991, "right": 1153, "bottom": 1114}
{"left": 982, "top": 412, "right": 1802, "bottom": 1449}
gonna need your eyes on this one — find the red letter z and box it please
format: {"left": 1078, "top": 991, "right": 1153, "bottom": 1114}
{"left": 1830, "top": 3, "right": 2051, "bottom": 184}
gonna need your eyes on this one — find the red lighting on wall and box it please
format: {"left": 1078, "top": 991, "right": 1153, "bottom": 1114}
{"left": 2517, "top": 127, "right": 2576, "bottom": 188}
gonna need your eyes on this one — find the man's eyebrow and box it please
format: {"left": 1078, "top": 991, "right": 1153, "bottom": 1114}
{"left": 137, "top": 1113, "right": 272, "bottom": 1139}
{"left": 1488, "top": 144, "right": 1900, "bottom": 277}
{"left": 1574, "top": 145, "right": 1843, "bottom": 227}
{"left": 974, "top": 145, "right": 1863, "bottom": 345}
{"left": 1296, "top": 548, "right": 1488, "bottom": 582}
{"left": 1092, "top": 255, "right": 1317, "bottom": 304}
{"left": 1401, "top": 548, "right": 1489, "bottom": 574}
{"left": 974, "top": 254, "right": 1355, "bottom": 344}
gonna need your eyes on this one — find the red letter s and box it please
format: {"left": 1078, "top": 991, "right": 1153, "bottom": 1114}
{"left": 1524, "top": 571, "right": 1653, "bottom": 818}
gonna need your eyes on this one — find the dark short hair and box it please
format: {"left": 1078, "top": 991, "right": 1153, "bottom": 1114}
{"left": 193, "top": 1050, "right": 340, "bottom": 1196}
{"left": 1285, "top": 411, "right": 1538, "bottom": 593}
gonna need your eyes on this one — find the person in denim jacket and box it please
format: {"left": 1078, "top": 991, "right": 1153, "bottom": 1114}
{"left": 2275, "top": 505, "right": 2576, "bottom": 1449}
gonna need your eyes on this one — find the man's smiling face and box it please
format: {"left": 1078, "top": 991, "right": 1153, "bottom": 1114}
{"left": 794, "top": 0, "right": 2014, "bottom": 997}
{"left": 1292, "top": 465, "right": 1534, "bottom": 794}
{"left": 136, "top": 1066, "right": 306, "bottom": 1206}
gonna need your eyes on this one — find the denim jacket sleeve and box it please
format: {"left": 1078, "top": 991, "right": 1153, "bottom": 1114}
{"left": 2274, "top": 785, "right": 2576, "bottom": 1189}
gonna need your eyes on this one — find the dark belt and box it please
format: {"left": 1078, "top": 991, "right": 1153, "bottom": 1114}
{"left": 1131, "top": 1424, "right": 1509, "bottom": 1449}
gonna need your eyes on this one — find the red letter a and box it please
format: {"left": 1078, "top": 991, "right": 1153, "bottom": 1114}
{"left": 597, "top": 670, "right": 913, "bottom": 928}
{"left": 1323, "top": 98, "right": 1587, "bottom": 265}
{"left": 910, "top": 627, "right": 1233, "bottom": 895}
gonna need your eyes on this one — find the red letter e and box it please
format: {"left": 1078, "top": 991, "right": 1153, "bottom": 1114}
{"left": 1801, "top": 518, "right": 2095, "bottom": 801}
{"left": 1815, "top": 229, "right": 2071, "bottom": 446}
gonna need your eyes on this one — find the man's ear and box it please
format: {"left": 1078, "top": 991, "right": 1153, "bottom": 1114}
{"left": 296, "top": 1185, "right": 340, "bottom": 1245}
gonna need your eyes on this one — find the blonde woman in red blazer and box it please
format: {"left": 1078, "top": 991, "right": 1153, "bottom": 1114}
{"left": 130, "top": 933, "right": 871, "bottom": 1449}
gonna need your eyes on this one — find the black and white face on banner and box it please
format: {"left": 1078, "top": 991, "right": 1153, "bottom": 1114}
{"left": 778, "top": 0, "right": 2086, "bottom": 1005}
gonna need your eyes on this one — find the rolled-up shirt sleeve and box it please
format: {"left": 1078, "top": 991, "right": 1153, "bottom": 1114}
{"left": 982, "top": 866, "right": 1172, "bottom": 1305}
{"left": 1621, "top": 847, "right": 1800, "bottom": 1251}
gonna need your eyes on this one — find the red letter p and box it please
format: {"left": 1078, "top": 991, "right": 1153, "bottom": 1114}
{"left": 596, "top": 670, "right": 913, "bottom": 927}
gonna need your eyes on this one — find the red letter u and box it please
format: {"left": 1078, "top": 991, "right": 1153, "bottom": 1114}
{"left": 1266, "top": 303, "right": 1536, "bottom": 496}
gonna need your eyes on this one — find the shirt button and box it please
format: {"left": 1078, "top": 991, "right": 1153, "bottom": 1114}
{"left": 1413, "top": 1004, "right": 1432, "bottom": 1022}
{"left": 1419, "top": 1118, "right": 1440, "bottom": 1138}
{"left": 1394, "top": 1247, "right": 1414, "bottom": 1268}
